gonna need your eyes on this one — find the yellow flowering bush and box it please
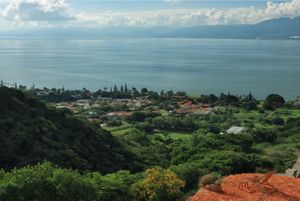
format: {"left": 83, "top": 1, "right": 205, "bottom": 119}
{"left": 133, "top": 167, "right": 185, "bottom": 201}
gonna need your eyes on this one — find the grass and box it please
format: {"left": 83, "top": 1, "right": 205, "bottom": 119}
{"left": 103, "top": 123, "right": 135, "bottom": 136}
{"left": 168, "top": 132, "right": 193, "bottom": 140}
{"left": 152, "top": 131, "right": 193, "bottom": 141}
{"left": 234, "top": 110, "right": 262, "bottom": 121}
{"left": 234, "top": 108, "right": 300, "bottom": 124}
{"left": 270, "top": 108, "right": 300, "bottom": 120}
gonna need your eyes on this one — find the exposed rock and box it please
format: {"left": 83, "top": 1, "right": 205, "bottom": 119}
{"left": 190, "top": 173, "right": 300, "bottom": 201}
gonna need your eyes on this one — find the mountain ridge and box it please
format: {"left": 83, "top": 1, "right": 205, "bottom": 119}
{"left": 164, "top": 16, "right": 300, "bottom": 39}
{"left": 0, "top": 16, "right": 299, "bottom": 39}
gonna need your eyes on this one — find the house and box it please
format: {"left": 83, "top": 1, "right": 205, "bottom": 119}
{"left": 286, "top": 157, "right": 300, "bottom": 178}
{"left": 106, "top": 112, "right": 133, "bottom": 117}
{"left": 88, "top": 112, "right": 98, "bottom": 118}
{"left": 227, "top": 126, "right": 247, "bottom": 134}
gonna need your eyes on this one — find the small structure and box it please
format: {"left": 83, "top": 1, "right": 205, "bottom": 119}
{"left": 227, "top": 126, "right": 247, "bottom": 134}
{"left": 286, "top": 157, "right": 300, "bottom": 178}
{"left": 88, "top": 112, "right": 98, "bottom": 118}
{"left": 106, "top": 111, "right": 132, "bottom": 117}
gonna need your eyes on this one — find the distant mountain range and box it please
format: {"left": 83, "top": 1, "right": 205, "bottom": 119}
{"left": 1, "top": 16, "right": 300, "bottom": 39}
{"left": 164, "top": 16, "right": 300, "bottom": 39}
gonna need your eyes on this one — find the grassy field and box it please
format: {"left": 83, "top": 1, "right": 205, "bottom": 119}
{"left": 105, "top": 124, "right": 193, "bottom": 141}
{"left": 151, "top": 131, "right": 193, "bottom": 141}
{"left": 103, "top": 124, "right": 134, "bottom": 136}
{"left": 234, "top": 108, "right": 300, "bottom": 123}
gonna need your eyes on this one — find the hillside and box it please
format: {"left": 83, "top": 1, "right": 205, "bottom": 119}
{"left": 0, "top": 87, "right": 140, "bottom": 173}
{"left": 165, "top": 16, "right": 300, "bottom": 39}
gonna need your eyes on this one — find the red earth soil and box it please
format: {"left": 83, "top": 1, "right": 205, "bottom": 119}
{"left": 190, "top": 173, "right": 300, "bottom": 201}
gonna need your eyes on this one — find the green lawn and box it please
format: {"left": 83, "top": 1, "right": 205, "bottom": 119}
{"left": 103, "top": 124, "right": 135, "bottom": 136}
{"left": 234, "top": 110, "right": 262, "bottom": 121}
{"left": 152, "top": 131, "right": 193, "bottom": 141}
{"left": 234, "top": 108, "right": 300, "bottom": 122}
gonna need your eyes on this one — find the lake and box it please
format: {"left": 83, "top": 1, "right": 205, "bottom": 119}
{"left": 0, "top": 37, "right": 299, "bottom": 99}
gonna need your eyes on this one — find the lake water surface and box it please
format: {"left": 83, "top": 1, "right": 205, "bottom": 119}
{"left": 0, "top": 38, "right": 299, "bottom": 99}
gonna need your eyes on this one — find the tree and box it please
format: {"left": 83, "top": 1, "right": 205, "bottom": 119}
{"left": 251, "top": 126, "right": 277, "bottom": 143}
{"left": 171, "top": 163, "right": 203, "bottom": 191}
{"left": 141, "top": 88, "right": 148, "bottom": 94}
{"left": 264, "top": 94, "right": 285, "bottom": 110}
{"left": 113, "top": 85, "right": 118, "bottom": 92}
{"left": 241, "top": 93, "right": 257, "bottom": 110}
{"left": 132, "top": 167, "right": 185, "bottom": 201}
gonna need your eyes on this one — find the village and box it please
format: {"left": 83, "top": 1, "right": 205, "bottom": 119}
{"left": 52, "top": 92, "right": 251, "bottom": 136}
{"left": 3, "top": 82, "right": 300, "bottom": 138}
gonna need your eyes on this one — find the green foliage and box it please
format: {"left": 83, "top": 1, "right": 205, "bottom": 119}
{"left": 263, "top": 94, "right": 285, "bottom": 110}
{"left": 136, "top": 122, "right": 155, "bottom": 133}
{"left": 128, "top": 112, "right": 159, "bottom": 122}
{"left": 171, "top": 163, "right": 204, "bottom": 191}
{"left": 146, "top": 116, "right": 198, "bottom": 132}
{"left": 107, "top": 119, "right": 123, "bottom": 127}
{"left": 2, "top": 87, "right": 300, "bottom": 200}
{"left": 132, "top": 167, "right": 185, "bottom": 201}
{"left": 0, "top": 87, "right": 139, "bottom": 173}
{"left": 0, "top": 162, "right": 141, "bottom": 201}
{"left": 0, "top": 163, "right": 187, "bottom": 201}
{"left": 251, "top": 126, "right": 278, "bottom": 143}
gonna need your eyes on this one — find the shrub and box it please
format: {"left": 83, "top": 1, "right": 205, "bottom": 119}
{"left": 132, "top": 167, "right": 185, "bottom": 201}
{"left": 263, "top": 94, "right": 285, "bottom": 110}
{"left": 199, "top": 173, "right": 221, "bottom": 187}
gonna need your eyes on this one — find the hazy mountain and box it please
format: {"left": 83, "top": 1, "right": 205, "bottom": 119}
{"left": 165, "top": 16, "right": 300, "bottom": 39}
{"left": 1, "top": 16, "right": 299, "bottom": 39}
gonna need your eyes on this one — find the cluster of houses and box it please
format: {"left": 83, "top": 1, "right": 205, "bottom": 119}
{"left": 55, "top": 97, "right": 151, "bottom": 118}
{"left": 175, "top": 100, "right": 214, "bottom": 115}
{"left": 56, "top": 99, "right": 98, "bottom": 113}
{"left": 100, "top": 97, "right": 152, "bottom": 110}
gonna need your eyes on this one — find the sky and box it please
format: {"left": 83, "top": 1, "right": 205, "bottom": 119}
{"left": 0, "top": 0, "right": 300, "bottom": 30}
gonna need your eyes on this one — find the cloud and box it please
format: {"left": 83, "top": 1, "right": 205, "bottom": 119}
{"left": 1, "top": 0, "right": 73, "bottom": 21}
{"left": 1, "top": 0, "right": 300, "bottom": 29}
{"left": 77, "top": 0, "right": 300, "bottom": 27}
{"left": 164, "top": 0, "right": 180, "bottom": 3}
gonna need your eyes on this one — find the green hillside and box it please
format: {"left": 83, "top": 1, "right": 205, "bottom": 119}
{"left": 0, "top": 87, "right": 139, "bottom": 173}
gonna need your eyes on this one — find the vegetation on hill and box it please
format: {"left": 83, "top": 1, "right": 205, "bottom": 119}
{"left": 1, "top": 86, "right": 300, "bottom": 200}
{"left": 0, "top": 162, "right": 185, "bottom": 201}
{"left": 0, "top": 87, "right": 140, "bottom": 173}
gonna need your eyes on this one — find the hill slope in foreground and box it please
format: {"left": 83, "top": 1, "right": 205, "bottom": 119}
{"left": 190, "top": 173, "right": 300, "bottom": 201}
{"left": 0, "top": 87, "right": 139, "bottom": 173}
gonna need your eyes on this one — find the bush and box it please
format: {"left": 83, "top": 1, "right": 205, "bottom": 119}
{"left": 132, "top": 167, "right": 185, "bottom": 201}
{"left": 171, "top": 163, "right": 204, "bottom": 192}
{"left": 263, "top": 94, "right": 285, "bottom": 110}
{"left": 251, "top": 127, "right": 277, "bottom": 143}
{"left": 107, "top": 119, "right": 122, "bottom": 127}
{"left": 199, "top": 173, "right": 221, "bottom": 187}
{"left": 0, "top": 162, "right": 138, "bottom": 201}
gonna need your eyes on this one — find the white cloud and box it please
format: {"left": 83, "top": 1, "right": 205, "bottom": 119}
{"left": 0, "top": 0, "right": 300, "bottom": 29}
{"left": 77, "top": 0, "right": 300, "bottom": 27}
{"left": 164, "top": 0, "right": 180, "bottom": 3}
{"left": 1, "top": 0, "right": 73, "bottom": 21}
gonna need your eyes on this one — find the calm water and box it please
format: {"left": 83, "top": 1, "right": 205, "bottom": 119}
{"left": 0, "top": 37, "right": 299, "bottom": 99}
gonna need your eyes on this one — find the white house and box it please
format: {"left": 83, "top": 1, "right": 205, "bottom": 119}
{"left": 227, "top": 126, "right": 247, "bottom": 134}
